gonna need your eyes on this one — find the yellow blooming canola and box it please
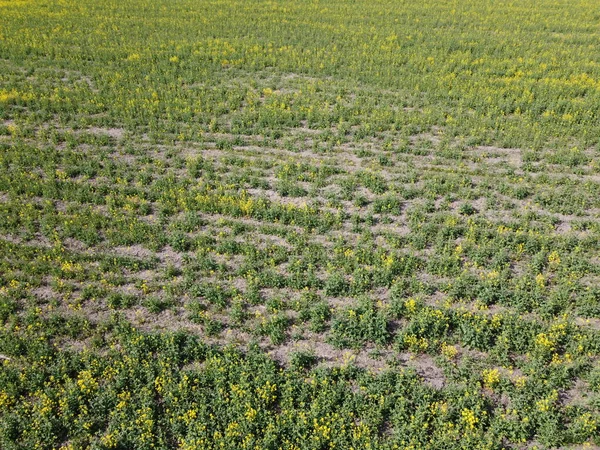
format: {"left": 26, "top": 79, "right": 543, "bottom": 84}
{"left": 1, "top": 0, "right": 600, "bottom": 448}
{"left": 0, "top": 89, "right": 34, "bottom": 104}
{"left": 461, "top": 408, "right": 479, "bottom": 431}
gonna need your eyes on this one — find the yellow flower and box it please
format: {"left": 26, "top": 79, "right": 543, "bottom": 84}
{"left": 100, "top": 433, "right": 118, "bottom": 449}
{"left": 535, "top": 333, "right": 555, "bottom": 352}
{"left": 536, "top": 390, "right": 558, "bottom": 412}
{"left": 461, "top": 408, "right": 478, "bottom": 430}
{"left": 245, "top": 406, "right": 257, "bottom": 421}
{"left": 441, "top": 343, "right": 458, "bottom": 359}
{"left": 548, "top": 251, "right": 560, "bottom": 267}
{"left": 405, "top": 297, "right": 417, "bottom": 314}
{"left": 514, "top": 376, "right": 527, "bottom": 388}
{"left": 535, "top": 273, "right": 545, "bottom": 289}
{"left": 77, "top": 370, "right": 98, "bottom": 394}
{"left": 482, "top": 368, "right": 500, "bottom": 388}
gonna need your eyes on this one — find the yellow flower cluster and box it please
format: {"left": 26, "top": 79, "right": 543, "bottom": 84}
{"left": 482, "top": 368, "right": 500, "bottom": 388}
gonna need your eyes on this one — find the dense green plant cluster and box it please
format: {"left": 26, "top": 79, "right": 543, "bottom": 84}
{"left": 0, "top": 317, "right": 598, "bottom": 450}
{"left": 1, "top": 0, "right": 600, "bottom": 448}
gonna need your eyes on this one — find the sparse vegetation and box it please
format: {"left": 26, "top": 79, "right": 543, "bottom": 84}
{"left": 1, "top": 0, "right": 600, "bottom": 448}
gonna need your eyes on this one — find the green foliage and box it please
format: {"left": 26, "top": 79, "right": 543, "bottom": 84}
{"left": 330, "top": 297, "right": 390, "bottom": 348}
{"left": 1, "top": 0, "right": 600, "bottom": 447}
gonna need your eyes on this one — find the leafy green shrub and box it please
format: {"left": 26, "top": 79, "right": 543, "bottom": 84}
{"left": 330, "top": 297, "right": 390, "bottom": 348}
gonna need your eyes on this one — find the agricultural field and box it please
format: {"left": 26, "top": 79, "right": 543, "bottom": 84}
{"left": 2, "top": 0, "right": 600, "bottom": 448}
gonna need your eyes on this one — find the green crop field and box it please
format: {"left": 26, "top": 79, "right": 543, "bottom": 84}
{"left": 1, "top": 0, "right": 600, "bottom": 448}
